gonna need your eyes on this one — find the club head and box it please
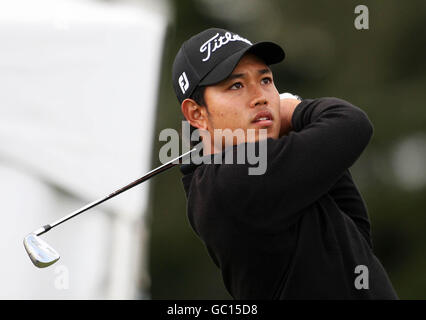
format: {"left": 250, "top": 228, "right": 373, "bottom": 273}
{"left": 23, "top": 233, "right": 60, "bottom": 268}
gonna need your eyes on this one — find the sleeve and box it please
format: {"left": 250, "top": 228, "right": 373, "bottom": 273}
{"left": 327, "top": 169, "right": 373, "bottom": 247}
{"left": 213, "top": 97, "right": 374, "bottom": 228}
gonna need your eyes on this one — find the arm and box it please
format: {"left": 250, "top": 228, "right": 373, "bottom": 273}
{"left": 328, "top": 169, "right": 372, "bottom": 247}
{"left": 280, "top": 93, "right": 372, "bottom": 241}
{"left": 269, "top": 97, "right": 373, "bottom": 220}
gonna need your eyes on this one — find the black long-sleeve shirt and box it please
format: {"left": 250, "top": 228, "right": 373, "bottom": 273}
{"left": 180, "top": 97, "right": 398, "bottom": 299}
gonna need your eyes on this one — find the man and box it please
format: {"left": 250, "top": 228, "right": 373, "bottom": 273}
{"left": 171, "top": 27, "right": 398, "bottom": 299}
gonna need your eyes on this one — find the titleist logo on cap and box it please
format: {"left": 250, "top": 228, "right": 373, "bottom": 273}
{"left": 200, "top": 32, "right": 252, "bottom": 62}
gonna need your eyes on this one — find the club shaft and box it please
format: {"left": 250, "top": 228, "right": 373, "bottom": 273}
{"left": 34, "top": 148, "right": 197, "bottom": 236}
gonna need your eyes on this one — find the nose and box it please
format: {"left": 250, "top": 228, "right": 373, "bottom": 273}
{"left": 249, "top": 86, "right": 267, "bottom": 108}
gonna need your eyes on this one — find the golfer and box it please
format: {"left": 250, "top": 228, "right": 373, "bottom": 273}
{"left": 172, "top": 27, "right": 398, "bottom": 299}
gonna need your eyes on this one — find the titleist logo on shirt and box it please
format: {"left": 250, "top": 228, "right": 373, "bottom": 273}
{"left": 200, "top": 32, "right": 252, "bottom": 62}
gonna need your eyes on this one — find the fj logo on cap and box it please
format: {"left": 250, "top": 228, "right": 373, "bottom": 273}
{"left": 179, "top": 72, "right": 189, "bottom": 94}
{"left": 200, "top": 32, "right": 252, "bottom": 62}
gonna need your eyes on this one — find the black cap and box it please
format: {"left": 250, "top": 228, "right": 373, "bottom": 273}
{"left": 172, "top": 28, "right": 285, "bottom": 104}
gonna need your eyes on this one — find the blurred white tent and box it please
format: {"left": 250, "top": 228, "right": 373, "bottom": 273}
{"left": 0, "top": 0, "right": 169, "bottom": 299}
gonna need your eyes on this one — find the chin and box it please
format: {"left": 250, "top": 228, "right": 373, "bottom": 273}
{"left": 265, "top": 133, "right": 279, "bottom": 141}
{"left": 248, "top": 128, "right": 276, "bottom": 141}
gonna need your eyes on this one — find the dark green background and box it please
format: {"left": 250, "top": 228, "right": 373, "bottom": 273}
{"left": 147, "top": 0, "right": 426, "bottom": 299}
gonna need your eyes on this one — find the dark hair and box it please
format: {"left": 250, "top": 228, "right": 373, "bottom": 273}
{"left": 190, "top": 85, "right": 206, "bottom": 107}
{"left": 186, "top": 86, "right": 207, "bottom": 148}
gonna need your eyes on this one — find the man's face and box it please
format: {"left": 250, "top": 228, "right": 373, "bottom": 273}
{"left": 203, "top": 53, "right": 281, "bottom": 151}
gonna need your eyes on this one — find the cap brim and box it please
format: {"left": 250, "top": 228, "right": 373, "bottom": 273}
{"left": 199, "top": 41, "right": 285, "bottom": 86}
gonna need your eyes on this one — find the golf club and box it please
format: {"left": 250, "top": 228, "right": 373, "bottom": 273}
{"left": 23, "top": 147, "right": 197, "bottom": 268}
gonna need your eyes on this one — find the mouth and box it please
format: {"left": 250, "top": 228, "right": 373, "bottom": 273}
{"left": 252, "top": 110, "right": 274, "bottom": 127}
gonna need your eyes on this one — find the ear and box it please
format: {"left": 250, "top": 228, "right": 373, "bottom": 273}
{"left": 181, "top": 98, "right": 208, "bottom": 130}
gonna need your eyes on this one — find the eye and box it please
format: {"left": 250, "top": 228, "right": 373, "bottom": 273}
{"left": 261, "top": 77, "right": 272, "bottom": 85}
{"left": 229, "top": 82, "right": 243, "bottom": 90}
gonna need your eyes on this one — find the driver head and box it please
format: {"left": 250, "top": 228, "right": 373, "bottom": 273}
{"left": 23, "top": 233, "right": 60, "bottom": 268}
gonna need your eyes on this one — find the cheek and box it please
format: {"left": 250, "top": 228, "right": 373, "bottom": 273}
{"left": 205, "top": 93, "right": 248, "bottom": 128}
{"left": 269, "top": 93, "right": 280, "bottom": 113}
{"left": 212, "top": 107, "right": 238, "bottom": 123}
{"left": 210, "top": 110, "right": 226, "bottom": 121}
{"left": 223, "top": 110, "right": 245, "bottom": 126}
